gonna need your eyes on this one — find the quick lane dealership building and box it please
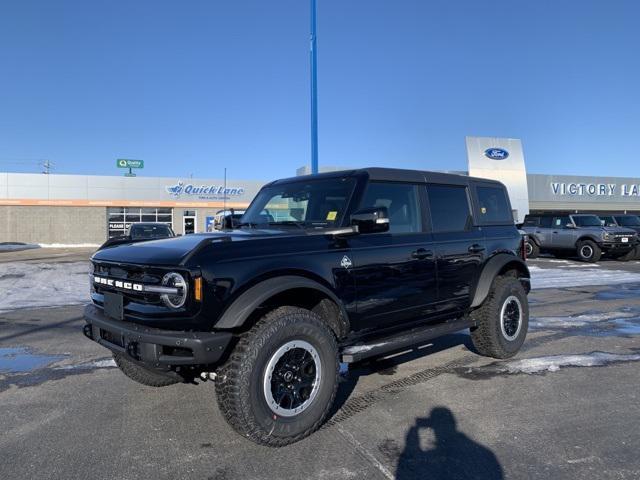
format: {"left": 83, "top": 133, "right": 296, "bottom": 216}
{"left": 1, "top": 136, "right": 639, "bottom": 244}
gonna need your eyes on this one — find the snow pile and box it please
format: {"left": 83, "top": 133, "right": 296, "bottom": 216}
{"left": 529, "top": 265, "right": 640, "bottom": 289}
{"left": 0, "top": 262, "right": 90, "bottom": 312}
{"left": 0, "top": 243, "right": 40, "bottom": 252}
{"left": 38, "top": 243, "right": 99, "bottom": 249}
{"left": 499, "top": 352, "right": 640, "bottom": 374}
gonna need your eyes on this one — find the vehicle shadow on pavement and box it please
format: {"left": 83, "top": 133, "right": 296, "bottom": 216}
{"left": 394, "top": 407, "right": 503, "bottom": 480}
{"left": 328, "top": 333, "right": 474, "bottom": 420}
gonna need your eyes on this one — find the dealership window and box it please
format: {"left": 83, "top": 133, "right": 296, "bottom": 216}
{"left": 107, "top": 207, "right": 173, "bottom": 238}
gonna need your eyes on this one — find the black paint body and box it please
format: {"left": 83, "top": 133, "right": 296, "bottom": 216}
{"left": 84, "top": 168, "right": 529, "bottom": 370}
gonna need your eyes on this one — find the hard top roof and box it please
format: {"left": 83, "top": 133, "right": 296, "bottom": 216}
{"left": 269, "top": 167, "right": 503, "bottom": 187}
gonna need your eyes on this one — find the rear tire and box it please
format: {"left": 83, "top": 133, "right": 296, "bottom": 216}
{"left": 215, "top": 306, "right": 339, "bottom": 446}
{"left": 470, "top": 276, "right": 529, "bottom": 359}
{"left": 113, "top": 353, "right": 180, "bottom": 387}
{"left": 525, "top": 240, "right": 539, "bottom": 259}
{"left": 576, "top": 240, "right": 601, "bottom": 263}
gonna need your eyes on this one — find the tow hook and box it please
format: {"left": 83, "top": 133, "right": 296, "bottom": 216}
{"left": 82, "top": 324, "right": 94, "bottom": 340}
{"left": 199, "top": 372, "right": 217, "bottom": 382}
{"left": 126, "top": 341, "right": 139, "bottom": 360}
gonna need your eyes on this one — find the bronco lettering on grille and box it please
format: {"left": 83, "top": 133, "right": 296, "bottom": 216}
{"left": 93, "top": 276, "right": 143, "bottom": 292}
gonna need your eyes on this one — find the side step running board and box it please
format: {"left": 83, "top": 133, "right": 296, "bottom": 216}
{"left": 340, "top": 317, "right": 474, "bottom": 363}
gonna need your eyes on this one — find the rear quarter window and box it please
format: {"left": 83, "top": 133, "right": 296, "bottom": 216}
{"left": 475, "top": 186, "right": 513, "bottom": 224}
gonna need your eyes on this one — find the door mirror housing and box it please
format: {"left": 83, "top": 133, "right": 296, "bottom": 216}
{"left": 350, "top": 207, "right": 390, "bottom": 234}
{"left": 565, "top": 223, "right": 576, "bottom": 229}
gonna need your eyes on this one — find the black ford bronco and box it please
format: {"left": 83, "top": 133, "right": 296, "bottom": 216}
{"left": 83, "top": 168, "right": 530, "bottom": 446}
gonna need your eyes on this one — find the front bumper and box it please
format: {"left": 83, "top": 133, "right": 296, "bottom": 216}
{"left": 601, "top": 241, "right": 637, "bottom": 252}
{"left": 83, "top": 304, "right": 233, "bottom": 368}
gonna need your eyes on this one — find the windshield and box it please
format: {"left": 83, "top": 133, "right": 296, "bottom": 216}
{"left": 572, "top": 215, "right": 603, "bottom": 227}
{"left": 131, "top": 225, "right": 173, "bottom": 238}
{"left": 616, "top": 215, "right": 640, "bottom": 227}
{"left": 241, "top": 178, "right": 356, "bottom": 228}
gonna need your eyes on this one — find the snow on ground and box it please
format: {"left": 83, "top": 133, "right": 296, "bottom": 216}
{"left": 55, "top": 358, "right": 117, "bottom": 370}
{"left": 38, "top": 243, "right": 99, "bottom": 248}
{"left": 529, "top": 265, "right": 640, "bottom": 289}
{"left": 0, "top": 243, "right": 40, "bottom": 252}
{"left": 497, "top": 352, "right": 640, "bottom": 374}
{"left": 529, "top": 311, "right": 639, "bottom": 329}
{"left": 0, "top": 262, "right": 90, "bottom": 312}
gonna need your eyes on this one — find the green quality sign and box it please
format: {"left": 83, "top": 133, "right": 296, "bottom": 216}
{"left": 117, "top": 159, "right": 144, "bottom": 169}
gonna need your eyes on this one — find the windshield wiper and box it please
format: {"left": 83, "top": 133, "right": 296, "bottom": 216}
{"left": 268, "top": 221, "right": 306, "bottom": 230}
{"left": 236, "top": 222, "right": 259, "bottom": 229}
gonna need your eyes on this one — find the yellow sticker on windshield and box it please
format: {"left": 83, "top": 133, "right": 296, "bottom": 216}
{"left": 326, "top": 211, "right": 338, "bottom": 221}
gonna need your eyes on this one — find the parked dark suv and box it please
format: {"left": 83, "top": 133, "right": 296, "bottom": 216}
{"left": 598, "top": 214, "right": 640, "bottom": 260}
{"left": 522, "top": 213, "right": 637, "bottom": 262}
{"left": 83, "top": 168, "right": 530, "bottom": 446}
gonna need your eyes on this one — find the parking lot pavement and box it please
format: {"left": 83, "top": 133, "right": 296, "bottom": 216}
{"left": 1, "top": 257, "right": 640, "bottom": 479}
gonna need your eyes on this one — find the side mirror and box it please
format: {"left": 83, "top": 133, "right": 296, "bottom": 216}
{"left": 565, "top": 223, "right": 576, "bottom": 229}
{"left": 351, "top": 207, "right": 390, "bottom": 234}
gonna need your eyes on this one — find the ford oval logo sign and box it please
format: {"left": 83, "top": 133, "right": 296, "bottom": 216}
{"left": 484, "top": 148, "right": 509, "bottom": 160}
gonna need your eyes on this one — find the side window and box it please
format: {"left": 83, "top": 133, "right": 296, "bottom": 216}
{"left": 359, "top": 182, "right": 422, "bottom": 234}
{"left": 476, "top": 186, "right": 512, "bottom": 223}
{"left": 552, "top": 216, "right": 570, "bottom": 228}
{"left": 523, "top": 216, "right": 540, "bottom": 227}
{"left": 539, "top": 216, "right": 553, "bottom": 228}
{"left": 601, "top": 216, "right": 615, "bottom": 227}
{"left": 427, "top": 184, "right": 471, "bottom": 233}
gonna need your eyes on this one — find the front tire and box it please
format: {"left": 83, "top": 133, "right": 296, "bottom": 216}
{"left": 113, "top": 353, "right": 180, "bottom": 387}
{"left": 525, "top": 240, "right": 539, "bottom": 259}
{"left": 614, "top": 247, "right": 638, "bottom": 262}
{"left": 215, "top": 307, "right": 339, "bottom": 446}
{"left": 577, "top": 240, "right": 601, "bottom": 263}
{"left": 470, "top": 276, "right": 529, "bottom": 359}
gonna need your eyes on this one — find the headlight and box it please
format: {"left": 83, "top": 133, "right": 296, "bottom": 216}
{"left": 160, "top": 272, "right": 188, "bottom": 309}
{"left": 603, "top": 232, "right": 613, "bottom": 240}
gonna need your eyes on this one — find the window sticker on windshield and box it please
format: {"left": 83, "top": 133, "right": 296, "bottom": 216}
{"left": 326, "top": 211, "right": 338, "bottom": 221}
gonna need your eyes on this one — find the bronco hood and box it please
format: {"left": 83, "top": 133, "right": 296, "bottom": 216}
{"left": 91, "top": 229, "right": 302, "bottom": 266}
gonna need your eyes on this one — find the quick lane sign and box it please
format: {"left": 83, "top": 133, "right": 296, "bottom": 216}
{"left": 117, "top": 159, "right": 144, "bottom": 169}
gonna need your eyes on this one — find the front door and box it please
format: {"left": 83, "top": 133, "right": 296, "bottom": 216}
{"left": 183, "top": 214, "right": 196, "bottom": 235}
{"left": 550, "top": 215, "right": 574, "bottom": 249}
{"left": 348, "top": 182, "right": 438, "bottom": 331}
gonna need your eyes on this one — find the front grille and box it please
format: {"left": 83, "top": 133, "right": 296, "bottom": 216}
{"left": 91, "top": 262, "right": 184, "bottom": 306}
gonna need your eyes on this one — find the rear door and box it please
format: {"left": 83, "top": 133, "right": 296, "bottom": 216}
{"left": 426, "top": 183, "right": 485, "bottom": 311}
{"left": 349, "top": 181, "right": 438, "bottom": 330}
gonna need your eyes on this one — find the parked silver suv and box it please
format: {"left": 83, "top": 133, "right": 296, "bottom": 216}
{"left": 521, "top": 214, "right": 638, "bottom": 262}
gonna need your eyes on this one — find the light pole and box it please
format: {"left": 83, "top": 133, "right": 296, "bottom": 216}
{"left": 310, "top": 0, "right": 319, "bottom": 174}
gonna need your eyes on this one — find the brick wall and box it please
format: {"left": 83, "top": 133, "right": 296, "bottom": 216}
{"left": 0, "top": 206, "right": 107, "bottom": 244}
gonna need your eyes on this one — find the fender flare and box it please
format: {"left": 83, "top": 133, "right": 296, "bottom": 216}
{"left": 470, "top": 254, "right": 530, "bottom": 309}
{"left": 215, "top": 275, "right": 349, "bottom": 329}
{"left": 526, "top": 234, "right": 541, "bottom": 247}
{"left": 576, "top": 235, "right": 600, "bottom": 247}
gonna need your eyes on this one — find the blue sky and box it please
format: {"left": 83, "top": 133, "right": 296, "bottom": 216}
{"left": 1, "top": 0, "right": 638, "bottom": 180}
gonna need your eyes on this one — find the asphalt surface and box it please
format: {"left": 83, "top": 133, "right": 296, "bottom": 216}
{"left": 1, "top": 251, "right": 640, "bottom": 480}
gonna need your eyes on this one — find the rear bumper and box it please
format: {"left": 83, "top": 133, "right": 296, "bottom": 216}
{"left": 83, "top": 304, "right": 233, "bottom": 368}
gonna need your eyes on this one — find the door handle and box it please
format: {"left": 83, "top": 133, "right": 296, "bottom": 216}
{"left": 468, "top": 244, "right": 486, "bottom": 254}
{"left": 411, "top": 248, "right": 433, "bottom": 260}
